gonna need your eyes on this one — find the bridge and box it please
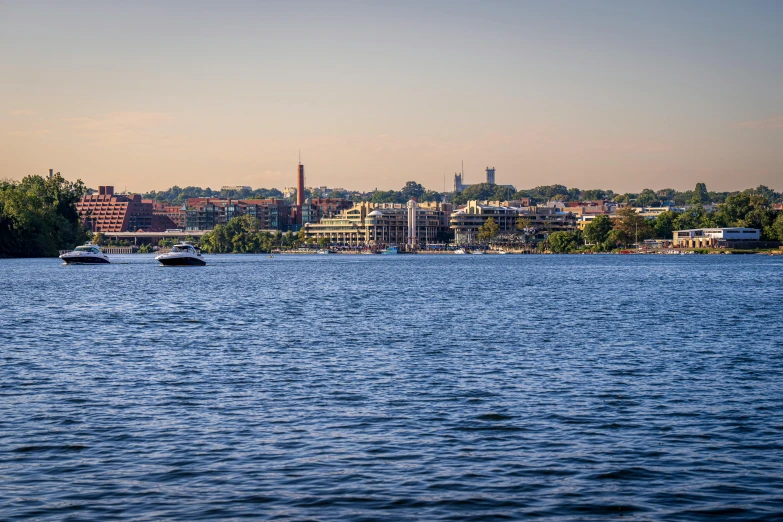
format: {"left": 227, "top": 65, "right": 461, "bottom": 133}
{"left": 103, "top": 230, "right": 209, "bottom": 244}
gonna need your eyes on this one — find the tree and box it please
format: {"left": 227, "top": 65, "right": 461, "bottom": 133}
{"left": 689, "top": 182, "right": 709, "bottom": 205}
{"left": 137, "top": 243, "right": 152, "bottom": 254}
{"left": 548, "top": 231, "right": 579, "bottom": 253}
{"left": 675, "top": 205, "right": 711, "bottom": 230}
{"left": 452, "top": 183, "right": 496, "bottom": 205}
{"left": 401, "top": 181, "right": 425, "bottom": 201}
{"left": 370, "top": 190, "right": 404, "bottom": 204}
{"left": 604, "top": 229, "right": 627, "bottom": 249}
{"left": 652, "top": 210, "right": 677, "bottom": 239}
{"left": 0, "top": 173, "right": 89, "bottom": 257}
{"left": 420, "top": 190, "right": 442, "bottom": 203}
{"left": 515, "top": 217, "right": 531, "bottom": 231}
{"left": 581, "top": 189, "right": 608, "bottom": 201}
{"left": 770, "top": 212, "right": 783, "bottom": 241}
{"left": 476, "top": 217, "right": 500, "bottom": 243}
{"left": 614, "top": 206, "right": 652, "bottom": 245}
{"left": 635, "top": 188, "right": 660, "bottom": 207}
{"left": 583, "top": 215, "right": 612, "bottom": 245}
{"left": 491, "top": 185, "right": 515, "bottom": 202}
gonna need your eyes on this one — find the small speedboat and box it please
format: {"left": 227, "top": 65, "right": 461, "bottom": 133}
{"left": 60, "top": 242, "right": 110, "bottom": 264}
{"left": 453, "top": 248, "right": 466, "bottom": 255}
{"left": 155, "top": 243, "right": 206, "bottom": 266}
{"left": 317, "top": 249, "right": 330, "bottom": 254}
{"left": 382, "top": 245, "right": 399, "bottom": 255}
{"left": 470, "top": 249, "right": 485, "bottom": 255}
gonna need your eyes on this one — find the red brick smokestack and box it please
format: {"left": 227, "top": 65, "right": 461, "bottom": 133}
{"left": 297, "top": 163, "right": 305, "bottom": 207}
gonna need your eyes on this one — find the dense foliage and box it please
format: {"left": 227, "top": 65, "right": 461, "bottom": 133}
{"left": 476, "top": 217, "right": 500, "bottom": 242}
{"left": 368, "top": 182, "right": 442, "bottom": 204}
{"left": 141, "top": 185, "right": 284, "bottom": 205}
{"left": 200, "top": 215, "right": 306, "bottom": 253}
{"left": 0, "top": 174, "right": 89, "bottom": 257}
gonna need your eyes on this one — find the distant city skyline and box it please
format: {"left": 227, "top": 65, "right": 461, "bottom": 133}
{"left": 2, "top": 0, "right": 782, "bottom": 193}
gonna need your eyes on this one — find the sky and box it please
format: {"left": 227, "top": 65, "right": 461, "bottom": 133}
{"left": 1, "top": 0, "right": 782, "bottom": 193}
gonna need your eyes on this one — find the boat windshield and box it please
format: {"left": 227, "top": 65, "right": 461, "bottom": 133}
{"left": 171, "top": 245, "right": 193, "bottom": 253}
{"left": 75, "top": 246, "right": 98, "bottom": 253}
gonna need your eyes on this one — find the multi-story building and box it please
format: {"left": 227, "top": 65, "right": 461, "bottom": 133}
{"left": 449, "top": 201, "right": 577, "bottom": 244}
{"left": 304, "top": 201, "right": 453, "bottom": 247}
{"left": 78, "top": 186, "right": 158, "bottom": 232}
{"left": 672, "top": 228, "right": 760, "bottom": 247}
{"left": 242, "top": 199, "right": 292, "bottom": 231}
{"left": 184, "top": 197, "right": 292, "bottom": 231}
{"left": 301, "top": 198, "right": 353, "bottom": 225}
{"left": 143, "top": 200, "right": 184, "bottom": 230}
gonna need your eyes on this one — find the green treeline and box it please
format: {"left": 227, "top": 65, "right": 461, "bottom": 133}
{"left": 143, "top": 181, "right": 783, "bottom": 208}
{"left": 141, "top": 186, "right": 284, "bottom": 205}
{"left": 0, "top": 174, "right": 89, "bottom": 257}
{"left": 549, "top": 198, "right": 783, "bottom": 253}
{"left": 200, "top": 215, "right": 315, "bottom": 253}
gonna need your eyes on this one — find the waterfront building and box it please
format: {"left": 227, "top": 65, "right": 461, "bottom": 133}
{"left": 304, "top": 201, "right": 452, "bottom": 247}
{"left": 184, "top": 197, "right": 292, "bottom": 231}
{"left": 449, "top": 201, "right": 577, "bottom": 244}
{"left": 672, "top": 228, "right": 760, "bottom": 248}
{"left": 78, "top": 186, "right": 159, "bottom": 233}
{"left": 301, "top": 198, "right": 353, "bottom": 226}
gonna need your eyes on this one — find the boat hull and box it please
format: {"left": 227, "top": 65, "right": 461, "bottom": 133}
{"left": 157, "top": 256, "right": 206, "bottom": 266}
{"left": 60, "top": 255, "right": 109, "bottom": 264}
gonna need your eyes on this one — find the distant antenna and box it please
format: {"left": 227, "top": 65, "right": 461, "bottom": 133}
{"left": 462, "top": 160, "right": 464, "bottom": 182}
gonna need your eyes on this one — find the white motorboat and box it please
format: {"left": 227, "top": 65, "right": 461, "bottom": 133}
{"left": 155, "top": 243, "right": 206, "bottom": 266}
{"left": 453, "top": 248, "right": 466, "bottom": 255}
{"left": 59, "top": 242, "right": 110, "bottom": 264}
{"left": 317, "top": 249, "right": 330, "bottom": 255}
{"left": 470, "top": 249, "right": 485, "bottom": 255}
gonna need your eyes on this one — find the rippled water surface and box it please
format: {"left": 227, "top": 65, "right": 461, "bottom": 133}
{"left": 1, "top": 254, "right": 782, "bottom": 520}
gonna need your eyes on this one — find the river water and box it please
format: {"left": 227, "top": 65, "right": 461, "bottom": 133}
{"left": 1, "top": 254, "right": 782, "bottom": 520}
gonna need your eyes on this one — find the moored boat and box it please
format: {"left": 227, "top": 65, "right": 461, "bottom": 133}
{"left": 382, "top": 245, "right": 399, "bottom": 255}
{"left": 155, "top": 243, "right": 206, "bottom": 266}
{"left": 59, "top": 242, "right": 110, "bottom": 264}
{"left": 453, "top": 248, "right": 466, "bottom": 255}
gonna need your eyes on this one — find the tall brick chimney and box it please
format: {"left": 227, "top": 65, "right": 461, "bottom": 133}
{"left": 297, "top": 163, "right": 305, "bottom": 207}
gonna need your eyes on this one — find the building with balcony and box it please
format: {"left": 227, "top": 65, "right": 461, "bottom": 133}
{"left": 673, "top": 228, "right": 760, "bottom": 247}
{"left": 184, "top": 198, "right": 292, "bottom": 231}
{"left": 78, "top": 186, "right": 157, "bottom": 232}
{"left": 449, "top": 201, "right": 577, "bottom": 244}
{"left": 304, "top": 201, "right": 452, "bottom": 247}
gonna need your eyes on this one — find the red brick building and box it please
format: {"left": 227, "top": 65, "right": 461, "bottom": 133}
{"left": 78, "top": 186, "right": 175, "bottom": 232}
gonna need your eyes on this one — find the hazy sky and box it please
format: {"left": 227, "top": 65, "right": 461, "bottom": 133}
{"left": 2, "top": 0, "right": 782, "bottom": 193}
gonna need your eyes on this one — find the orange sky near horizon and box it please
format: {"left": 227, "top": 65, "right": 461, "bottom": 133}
{"left": 2, "top": 1, "right": 782, "bottom": 193}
